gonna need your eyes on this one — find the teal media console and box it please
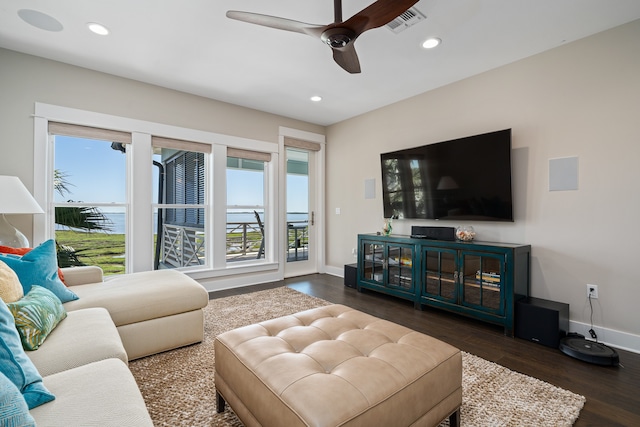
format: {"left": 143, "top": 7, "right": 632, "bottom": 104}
{"left": 357, "top": 233, "right": 531, "bottom": 336}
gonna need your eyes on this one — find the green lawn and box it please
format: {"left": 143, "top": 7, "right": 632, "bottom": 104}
{"left": 55, "top": 230, "right": 125, "bottom": 275}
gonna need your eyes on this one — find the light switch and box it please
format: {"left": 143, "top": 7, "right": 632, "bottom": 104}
{"left": 335, "top": 208, "right": 341, "bottom": 215}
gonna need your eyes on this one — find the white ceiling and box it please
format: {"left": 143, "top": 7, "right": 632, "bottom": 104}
{"left": 2, "top": 1, "right": 640, "bottom": 126}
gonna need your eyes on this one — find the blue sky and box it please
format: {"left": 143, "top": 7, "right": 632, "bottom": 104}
{"left": 54, "top": 136, "right": 308, "bottom": 212}
{"left": 54, "top": 136, "right": 126, "bottom": 203}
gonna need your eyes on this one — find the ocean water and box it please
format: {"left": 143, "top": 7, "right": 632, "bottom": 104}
{"left": 61, "top": 211, "right": 308, "bottom": 234}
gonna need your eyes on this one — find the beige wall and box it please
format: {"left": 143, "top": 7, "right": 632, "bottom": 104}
{"left": 0, "top": 47, "right": 324, "bottom": 241}
{"left": 325, "top": 20, "right": 640, "bottom": 349}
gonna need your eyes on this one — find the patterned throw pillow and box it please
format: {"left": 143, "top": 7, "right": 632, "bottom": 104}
{"left": 0, "top": 298, "right": 55, "bottom": 409}
{"left": 7, "top": 286, "right": 67, "bottom": 351}
{"left": 0, "top": 260, "right": 24, "bottom": 303}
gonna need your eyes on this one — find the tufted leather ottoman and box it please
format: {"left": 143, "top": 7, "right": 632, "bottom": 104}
{"left": 215, "top": 304, "right": 462, "bottom": 427}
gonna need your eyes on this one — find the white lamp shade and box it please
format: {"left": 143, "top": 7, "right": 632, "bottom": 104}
{"left": 0, "top": 176, "right": 44, "bottom": 214}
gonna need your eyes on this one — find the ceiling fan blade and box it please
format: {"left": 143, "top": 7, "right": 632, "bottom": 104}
{"left": 343, "top": 0, "right": 420, "bottom": 35}
{"left": 226, "top": 11, "right": 325, "bottom": 38}
{"left": 332, "top": 44, "right": 361, "bottom": 74}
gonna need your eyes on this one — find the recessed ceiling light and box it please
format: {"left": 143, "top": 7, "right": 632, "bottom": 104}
{"left": 310, "top": 96, "right": 322, "bottom": 102}
{"left": 422, "top": 37, "right": 441, "bottom": 49}
{"left": 87, "top": 22, "right": 109, "bottom": 35}
{"left": 17, "top": 9, "right": 63, "bottom": 32}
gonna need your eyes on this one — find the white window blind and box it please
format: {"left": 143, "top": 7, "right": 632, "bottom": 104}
{"left": 152, "top": 136, "right": 212, "bottom": 154}
{"left": 284, "top": 137, "right": 321, "bottom": 152}
{"left": 227, "top": 147, "right": 271, "bottom": 162}
{"left": 48, "top": 122, "right": 131, "bottom": 144}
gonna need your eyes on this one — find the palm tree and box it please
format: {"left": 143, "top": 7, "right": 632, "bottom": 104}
{"left": 55, "top": 205, "right": 113, "bottom": 232}
{"left": 54, "top": 170, "right": 112, "bottom": 267}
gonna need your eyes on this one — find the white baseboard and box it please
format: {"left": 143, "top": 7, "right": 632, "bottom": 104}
{"left": 324, "top": 265, "right": 344, "bottom": 278}
{"left": 569, "top": 320, "right": 640, "bottom": 355}
{"left": 197, "top": 270, "right": 282, "bottom": 293}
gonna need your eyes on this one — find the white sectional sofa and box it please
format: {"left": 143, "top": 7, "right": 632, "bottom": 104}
{"left": 23, "top": 267, "right": 209, "bottom": 425}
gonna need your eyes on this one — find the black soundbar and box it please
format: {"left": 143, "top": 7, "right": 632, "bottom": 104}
{"left": 410, "top": 226, "right": 456, "bottom": 241}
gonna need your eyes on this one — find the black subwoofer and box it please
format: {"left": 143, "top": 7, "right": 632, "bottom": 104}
{"left": 344, "top": 263, "right": 357, "bottom": 289}
{"left": 515, "top": 297, "right": 569, "bottom": 348}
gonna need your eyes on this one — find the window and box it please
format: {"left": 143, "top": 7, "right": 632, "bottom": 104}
{"left": 152, "top": 137, "right": 210, "bottom": 270}
{"left": 49, "top": 123, "right": 130, "bottom": 275}
{"left": 226, "top": 148, "right": 271, "bottom": 263}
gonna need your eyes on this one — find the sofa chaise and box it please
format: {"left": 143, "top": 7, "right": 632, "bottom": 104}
{"left": 61, "top": 266, "right": 210, "bottom": 360}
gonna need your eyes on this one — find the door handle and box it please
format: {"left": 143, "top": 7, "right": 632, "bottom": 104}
{"left": 311, "top": 211, "right": 315, "bottom": 226}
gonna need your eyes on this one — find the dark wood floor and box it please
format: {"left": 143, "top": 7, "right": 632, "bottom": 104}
{"left": 213, "top": 274, "right": 640, "bottom": 427}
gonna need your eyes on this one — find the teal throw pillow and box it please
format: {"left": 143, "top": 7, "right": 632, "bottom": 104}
{"left": 7, "top": 285, "right": 67, "bottom": 351}
{"left": 0, "top": 298, "right": 55, "bottom": 409}
{"left": 0, "top": 371, "right": 36, "bottom": 427}
{"left": 0, "top": 239, "right": 78, "bottom": 303}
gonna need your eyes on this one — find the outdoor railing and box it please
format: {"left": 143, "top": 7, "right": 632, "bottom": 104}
{"left": 226, "top": 221, "right": 263, "bottom": 259}
{"left": 161, "top": 220, "right": 308, "bottom": 266}
{"left": 161, "top": 224, "right": 205, "bottom": 268}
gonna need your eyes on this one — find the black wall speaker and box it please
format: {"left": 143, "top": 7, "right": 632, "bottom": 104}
{"left": 410, "top": 226, "right": 456, "bottom": 241}
{"left": 515, "top": 297, "right": 569, "bottom": 348}
{"left": 344, "top": 264, "right": 357, "bottom": 289}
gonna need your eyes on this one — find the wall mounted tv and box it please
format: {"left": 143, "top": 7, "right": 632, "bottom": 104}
{"left": 381, "top": 129, "right": 513, "bottom": 222}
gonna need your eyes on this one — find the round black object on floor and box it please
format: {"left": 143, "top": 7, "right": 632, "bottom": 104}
{"left": 559, "top": 336, "right": 619, "bottom": 366}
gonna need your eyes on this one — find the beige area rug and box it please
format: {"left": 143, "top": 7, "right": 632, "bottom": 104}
{"left": 129, "top": 287, "right": 586, "bottom": 426}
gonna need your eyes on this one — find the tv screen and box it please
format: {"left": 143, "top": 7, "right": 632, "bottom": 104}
{"left": 381, "top": 129, "right": 513, "bottom": 221}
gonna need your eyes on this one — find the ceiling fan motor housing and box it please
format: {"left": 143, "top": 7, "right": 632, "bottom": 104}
{"left": 321, "top": 27, "right": 355, "bottom": 47}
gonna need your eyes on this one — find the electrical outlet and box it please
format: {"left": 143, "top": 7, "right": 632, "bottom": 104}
{"left": 587, "top": 284, "right": 598, "bottom": 299}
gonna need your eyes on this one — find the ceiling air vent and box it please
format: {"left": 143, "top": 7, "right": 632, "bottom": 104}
{"left": 386, "top": 7, "right": 426, "bottom": 34}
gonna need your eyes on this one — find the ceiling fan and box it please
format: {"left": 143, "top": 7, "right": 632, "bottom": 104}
{"left": 226, "top": 0, "right": 420, "bottom": 74}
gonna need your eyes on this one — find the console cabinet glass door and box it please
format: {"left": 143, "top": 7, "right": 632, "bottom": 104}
{"left": 423, "top": 248, "right": 457, "bottom": 302}
{"left": 362, "top": 241, "right": 385, "bottom": 284}
{"left": 361, "top": 240, "right": 414, "bottom": 293}
{"left": 460, "top": 252, "right": 504, "bottom": 314}
{"left": 387, "top": 244, "right": 414, "bottom": 291}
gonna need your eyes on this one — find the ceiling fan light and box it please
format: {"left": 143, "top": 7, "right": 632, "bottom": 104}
{"left": 310, "top": 96, "right": 322, "bottom": 102}
{"left": 422, "top": 37, "right": 441, "bottom": 49}
{"left": 87, "top": 22, "right": 109, "bottom": 35}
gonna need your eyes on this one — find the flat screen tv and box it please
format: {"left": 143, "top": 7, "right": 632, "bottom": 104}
{"left": 381, "top": 129, "right": 513, "bottom": 221}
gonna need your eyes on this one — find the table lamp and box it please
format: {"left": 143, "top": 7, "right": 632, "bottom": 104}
{"left": 0, "top": 175, "right": 44, "bottom": 248}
